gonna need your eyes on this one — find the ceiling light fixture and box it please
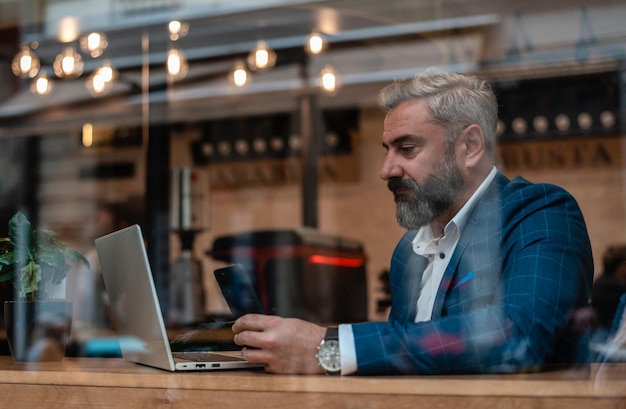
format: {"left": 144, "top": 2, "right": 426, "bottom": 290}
{"left": 86, "top": 60, "right": 117, "bottom": 96}
{"left": 53, "top": 46, "right": 84, "bottom": 78}
{"left": 319, "top": 65, "right": 339, "bottom": 94}
{"left": 168, "top": 20, "right": 189, "bottom": 41}
{"left": 305, "top": 30, "right": 326, "bottom": 55}
{"left": 30, "top": 70, "right": 53, "bottom": 95}
{"left": 167, "top": 48, "right": 188, "bottom": 80}
{"left": 230, "top": 60, "right": 250, "bottom": 87}
{"left": 11, "top": 44, "right": 41, "bottom": 78}
{"left": 57, "top": 16, "right": 80, "bottom": 43}
{"left": 80, "top": 32, "right": 108, "bottom": 58}
{"left": 247, "top": 40, "right": 276, "bottom": 71}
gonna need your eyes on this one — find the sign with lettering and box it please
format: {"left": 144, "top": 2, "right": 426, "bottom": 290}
{"left": 497, "top": 135, "right": 622, "bottom": 171}
{"left": 208, "top": 155, "right": 358, "bottom": 190}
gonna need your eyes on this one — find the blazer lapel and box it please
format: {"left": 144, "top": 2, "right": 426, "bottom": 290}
{"left": 430, "top": 172, "right": 507, "bottom": 319}
{"left": 431, "top": 241, "right": 466, "bottom": 318}
{"left": 389, "top": 245, "right": 428, "bottom": 322}
{"left": 399, "top": 253, "right": 428, "bottom": 321}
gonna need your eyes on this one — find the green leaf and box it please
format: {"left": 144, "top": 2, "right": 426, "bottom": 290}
{"left": 19, "top": 260, "right": 41, "bottom": 298}
{"left": 34, "top": 229, "right": 59, "bottom": 250}
{"left": 66, "top": 249, "right": 90, "bottom": 270}
{"left": 0, "top": 239, "right": 15, "bottom": 266}
{"left": 9, "top": 212, "right": 32, "bottom": 243}
{"left": 51, "top": 263, "right": 71, "bottom": 285}
{"left": 9, "top": 212, "right": 35, "bottom": 265}
{"left": 2, "top": 211, "right": 90, "bottom": 300}
{"left": 38, "top": 249, "right": 66, "bottom": 268}
{"left": 0, "top": 267, "right": 15, "bottom": 282}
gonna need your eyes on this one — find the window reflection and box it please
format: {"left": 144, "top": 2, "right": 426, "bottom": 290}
{"left": 0, "top": 0, "right": 625, "bottom": 389}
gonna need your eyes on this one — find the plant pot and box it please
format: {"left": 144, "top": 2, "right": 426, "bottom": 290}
{"left": 0, "top": 282, "right": 13, "bottom": 328}
{"left": 4, "top": 300, "right": 73, "bottom": 362}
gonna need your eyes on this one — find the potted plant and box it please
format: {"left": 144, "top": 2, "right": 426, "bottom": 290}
{"left": 0, "top": 211, "right": 90, "bottom": 361}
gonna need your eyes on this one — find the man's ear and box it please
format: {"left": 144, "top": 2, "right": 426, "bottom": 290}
{"left": 460, "top": 124, "right": 485, "bottom": 168}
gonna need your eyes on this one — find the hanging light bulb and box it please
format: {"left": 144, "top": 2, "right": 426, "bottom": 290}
{"left": 88, "top": 73, "right": 107, "bottom": 95}
{"left": 319, "top": 65, "right": 339, "bottom": 94}
{"left": 247, "top": 40, "right": 276, "bottom": 71}
{"left": 58, "top": 16, "right": 80, "bottom": 43}
{"left": 229, "top": 60, "right": 250, "bottom": 87}
{"left": 168, "top": 20, "right": 189, "bottom": 41}
{"left": 11, "top": 44, "right": 41, "bottom": 78}
{"left": 80, "top": 32, "right": 108, "bottom": 58}
{"left": 305, "top": 30, "right": 326, "bottom": 55}
{"left": 53, "top": 46, "right": 84, "bottom": 78}
{"left": 86, "top": 60, "right": 117, "bottom": 96}
{"left": 82, "top": 123, "right": 94, "bottom": 148}
{"left": 97, "top": 60, "right": 116, "bottom": 83}
{"left": 167, "top": 48, "right": 188, "bottom": 80}
{"left": 30, "top": 71, "right": 53, "bottom": 95}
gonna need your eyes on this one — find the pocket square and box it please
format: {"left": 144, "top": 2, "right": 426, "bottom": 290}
{"left": 453, "top": 272, "right": 475, "bottom": 289}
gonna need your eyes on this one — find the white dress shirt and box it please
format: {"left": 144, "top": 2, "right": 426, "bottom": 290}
{"left": 412, "top": 216, "right": 459, "bottom": 322}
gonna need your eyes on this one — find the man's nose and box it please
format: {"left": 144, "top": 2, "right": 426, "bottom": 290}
{"left": 379, "top": 154, "right": 402, "bottom": 181}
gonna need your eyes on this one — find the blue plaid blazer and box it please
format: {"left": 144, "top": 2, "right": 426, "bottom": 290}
{"left": 351, "top": 172, "right": 594, "bottom": 374}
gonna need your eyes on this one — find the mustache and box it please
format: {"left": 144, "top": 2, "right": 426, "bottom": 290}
{"left": 387, "top": 178, "right": 416, "bottom": 193}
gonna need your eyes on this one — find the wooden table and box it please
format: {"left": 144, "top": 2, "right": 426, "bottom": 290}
{"left": 0, "top": 357, "right": 624, "bottom": 408}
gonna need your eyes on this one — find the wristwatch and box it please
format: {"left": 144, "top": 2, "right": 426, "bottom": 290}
{"left": 316, "top": 327, "right": 341, "bottom": 375}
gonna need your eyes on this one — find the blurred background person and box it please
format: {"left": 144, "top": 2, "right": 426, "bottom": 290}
{"left": 66, "top": 201, "right": 141, "bottom": 331}
{"left": 590, "top": 244, "right": 626, "bottom": 343}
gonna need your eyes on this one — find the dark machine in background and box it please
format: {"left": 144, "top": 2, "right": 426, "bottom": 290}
{"left": 208, "top": 228, "right": 368, "bottom": 324}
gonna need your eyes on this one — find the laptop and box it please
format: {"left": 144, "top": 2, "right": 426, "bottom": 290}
{"left": 95, "top": 224, "right": 264, "bottom": 371}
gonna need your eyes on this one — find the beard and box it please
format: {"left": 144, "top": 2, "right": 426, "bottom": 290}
{"left": 388, "top": 152, "right": 464, "bottom": 230}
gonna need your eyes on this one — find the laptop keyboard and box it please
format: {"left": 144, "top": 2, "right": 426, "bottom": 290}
{"left": 172, "top": 351, "right": 245, "bottom": 362}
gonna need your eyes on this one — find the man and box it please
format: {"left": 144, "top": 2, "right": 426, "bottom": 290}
{"left": 68, "top": 201, "right": 136, "bottom": 330}
{"left": 232, "top": 72, "right": 594, "bottom": 375}
{"left": 591, "top": 245, "right": 626, "bottom": 337}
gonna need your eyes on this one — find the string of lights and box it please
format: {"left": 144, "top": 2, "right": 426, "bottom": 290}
{"left": 11, "top": 21, "right": 339, "bottom": 97}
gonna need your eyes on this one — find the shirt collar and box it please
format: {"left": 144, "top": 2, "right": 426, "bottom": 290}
{"left": 412, "top": 166, "right": 497, "bottom": 256}
{"left": 450, "top": 166, "right": 497, "bottom": 233}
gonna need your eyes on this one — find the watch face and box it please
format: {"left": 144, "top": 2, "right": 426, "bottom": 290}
{"left": 317, "top": 340, "right": 341, "bottom": 372}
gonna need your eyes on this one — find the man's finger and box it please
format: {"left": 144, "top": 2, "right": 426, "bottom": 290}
{"left": 232, "top": 313, "right": 269, "bottom": 333}
{"left": 233, "top": 329, "right": 261, "bottom": 348}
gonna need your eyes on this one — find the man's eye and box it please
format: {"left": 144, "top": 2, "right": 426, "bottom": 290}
{"left": 400, "top": 145, "right": 416, "bottom": 154}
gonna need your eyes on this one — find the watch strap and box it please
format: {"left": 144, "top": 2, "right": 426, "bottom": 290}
{"left": 324, "top": 326, "right": 339, "bottom": 341}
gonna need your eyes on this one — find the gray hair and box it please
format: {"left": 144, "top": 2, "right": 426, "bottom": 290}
{"left": 378, "top": 72, "right": 498, "bottom": 153}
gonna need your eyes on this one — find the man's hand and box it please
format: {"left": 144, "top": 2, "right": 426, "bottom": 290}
{"left": 232, "top": 314, "right": 327, "bottom": 374}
